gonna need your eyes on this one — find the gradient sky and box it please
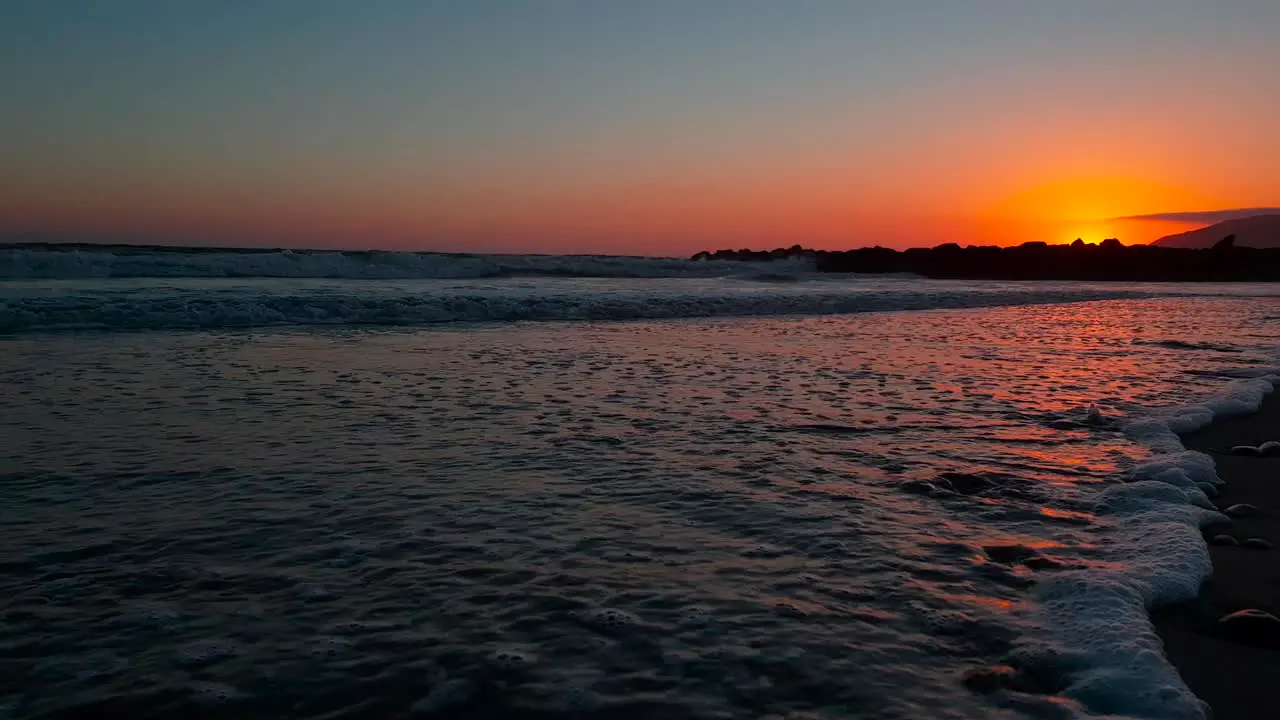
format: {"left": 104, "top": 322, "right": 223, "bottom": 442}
{"left": 2, "top": 0, "right": 1278, "bottom": 254}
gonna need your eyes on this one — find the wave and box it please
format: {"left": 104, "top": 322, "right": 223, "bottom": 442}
{"left": 0, "top": 284, "right": 1148, "bottom": 334}
{"left": 1033, "top": 375, "right": 1277, "bottom": 719}
{"left": 1133, "top": 338, "right": 1243, "bottom": 353}
{"left": 0, "top": 246, "right": 818, "bottom": 281}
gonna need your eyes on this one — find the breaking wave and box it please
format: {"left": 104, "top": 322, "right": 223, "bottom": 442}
{"left": 0, "top": 281, "right": 1149, "bottom": 333}
{"left": 0, "top": 246, "right": 816, "bottom": 281}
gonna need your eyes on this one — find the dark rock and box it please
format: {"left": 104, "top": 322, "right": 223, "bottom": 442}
{"left": 983, "top": 544, "right": 1040, "bottom": 564}
{"left": 696, "top": 235, "right": 1280, "bottom": 282}
{"left": 1022, "top": 556, "right": 1066, "bottom": 570}
{"left": 1210, "top": 534, "right": 1240, "bottom": 546}
{"left": 1260, "top": 440, "right": 1280, "bottom": 456}
{"left": 1215, "top": 609, "right": 1280, "bottom": 649}
{"left": 1223, "top": 503, "right": 1260, "bottom": 518}
{"left": 982, "top": 545, "right": 1066, "bottom": 569}
{"left": 1230, "top": 445, "right": 1262, "bottom": 456}
{"left": 773, "top": 601, "right": 807, "bottom": 618}
{"left": 1243, "top": 537, "right": 1274, "bottom": 550}
{"left": 938, "top": 472, "right": 992, "bottom": 494}
{"left": 961, "top": 664, "right": 1055, "bottom": 695}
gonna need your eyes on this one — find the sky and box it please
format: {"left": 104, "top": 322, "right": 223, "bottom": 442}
{"left": 1, "top": 0, "right": 1278, "bottom": 255}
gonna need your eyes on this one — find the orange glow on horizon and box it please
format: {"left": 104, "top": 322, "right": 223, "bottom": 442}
{"left": 976, "top": 176, "right": 1227, "bottom": 246}
{"left": 3, "top": 4, "right": 1276, "bottom": 256}
{"left": 0, "top": 169, "right": 1256, "bottom": 253}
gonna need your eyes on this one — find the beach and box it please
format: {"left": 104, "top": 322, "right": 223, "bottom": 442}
{"left": 1154, "top": 395, "right": 1280, "bottom": 720}
{"left": 3, "top": 257, "right": 1280, "bottom": 719}
{"left": 4, "top": 1, "right": 1278, "bottom": 716}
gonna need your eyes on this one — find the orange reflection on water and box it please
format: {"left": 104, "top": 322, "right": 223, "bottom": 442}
{"left": 944, "top": 593, "right": 1021, "bottom": 611}
{"left": 989, "top": 539, "right": 1073, "bottom": 551}
{"left": 1021, "top": 447, "right": 1097, "bottom": 469}
{"left": 1039, "top": 507, "right": 1095, "bottom": 523}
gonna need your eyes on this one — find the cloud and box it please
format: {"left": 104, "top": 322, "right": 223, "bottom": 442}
{"left": 1114, "top": 207, "right": 1280, "bottom": 224}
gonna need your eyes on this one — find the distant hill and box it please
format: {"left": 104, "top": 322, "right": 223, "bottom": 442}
{"left": 1153, "top": 214, "right": 1280, "bottom": 248}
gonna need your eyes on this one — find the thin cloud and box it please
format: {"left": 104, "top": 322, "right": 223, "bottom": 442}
{"left": 1115, "top": 207, "right": 1280, "bottom": 224}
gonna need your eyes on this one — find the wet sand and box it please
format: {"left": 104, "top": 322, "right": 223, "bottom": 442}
{"left": 1153, "top": 394, "right": 1280, "bottom": 720}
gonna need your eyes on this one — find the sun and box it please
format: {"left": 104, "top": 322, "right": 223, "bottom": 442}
{"left": 981, "top": 176, "right": 1217, "bottom": 246}
{"left": 1060, "top": 221, "right": 1120, "bottom": 245}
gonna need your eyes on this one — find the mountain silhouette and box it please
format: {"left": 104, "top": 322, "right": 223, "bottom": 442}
{"left": 1153, "top": 214, "right": 1280, "bottom": 248}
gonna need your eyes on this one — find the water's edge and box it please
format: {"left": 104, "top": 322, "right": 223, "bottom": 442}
{"left": 1042, "top": 371, "right": 1278, "bottom": 718}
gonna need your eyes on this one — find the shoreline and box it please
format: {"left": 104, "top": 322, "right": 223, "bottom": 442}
{"left": 1153, "top": 392, "right": 1280, "bottom": 720}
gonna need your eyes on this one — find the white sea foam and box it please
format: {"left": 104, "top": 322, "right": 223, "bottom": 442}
{"left": 5, "top": 289, "right": 1278, "bottom": 719}
{"left": 1035, "top": 375, "right": 1278, "bottom": 719}
{"left": 0, "top": 277, "right": 1148, "bottom": 333}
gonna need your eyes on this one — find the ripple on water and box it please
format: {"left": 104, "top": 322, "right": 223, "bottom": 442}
{"left": 2, "top": 294, "right": 1277, "bottom": 718}
{"left": 175, "top": 638, "right": 241, "bottom": 666}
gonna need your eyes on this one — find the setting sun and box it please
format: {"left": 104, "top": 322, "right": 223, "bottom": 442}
{"left": 1060, "top": 224, "right": 1115, "bottom": 245}
{"left": 976, "top": 177, "right": 1225, "bottom": 245}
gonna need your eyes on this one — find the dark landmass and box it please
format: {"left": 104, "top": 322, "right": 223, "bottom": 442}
{"left": 1152, "top": 395, "right": 1280, "bottom": 720}
{"left": 1154, "top": 214, "right": 1280, "bottom": 249}
{"left": 693, "top": 235, "right": 1280, "bottom": 281}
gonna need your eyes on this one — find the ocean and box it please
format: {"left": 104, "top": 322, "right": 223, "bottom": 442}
{"left": 3, "top": 246, "right": 1279, "bottom": 719}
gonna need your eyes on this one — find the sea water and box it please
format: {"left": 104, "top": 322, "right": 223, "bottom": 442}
{"left": 3, "top": 248, "right": 1280, "bottom": 719}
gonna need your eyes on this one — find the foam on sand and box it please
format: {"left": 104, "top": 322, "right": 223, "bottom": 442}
{"left": 1033, "top": 375, "right": 1278, "bottom": 719}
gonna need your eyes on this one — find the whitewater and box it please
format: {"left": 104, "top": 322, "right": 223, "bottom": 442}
{"left": 0, "top": 245, "right": 1181, "bottom": 333}
{"left": 4, "top": 246, "right": 1280, "bottom": 719}
{"left": 0, "top": 245, "right": 803, "bottom": 280}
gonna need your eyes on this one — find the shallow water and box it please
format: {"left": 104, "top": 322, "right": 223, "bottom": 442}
{"left": 3, "top": 284, "right": 1280, "bottom": 719}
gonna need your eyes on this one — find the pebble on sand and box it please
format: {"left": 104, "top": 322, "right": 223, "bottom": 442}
{"left": 1215, "top": 609, "right": 1280, "bottom": 649}
{"left": 1242, "top": 537, "right": 1274, "bottom": 550}
{"left": 1223, "top": 503, "right": 1260, "bottom": 518}
{"left": 1209, "top": 534, "right": 1239, "bottom": 546}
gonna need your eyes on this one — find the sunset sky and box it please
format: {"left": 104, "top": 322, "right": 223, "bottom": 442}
{"left": 2, "top": 1, "right": 1277, "bottom": 255}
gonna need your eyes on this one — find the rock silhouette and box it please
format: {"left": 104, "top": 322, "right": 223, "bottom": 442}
{"left": 693, "top": 239, "right": 1280, "bottom": 281}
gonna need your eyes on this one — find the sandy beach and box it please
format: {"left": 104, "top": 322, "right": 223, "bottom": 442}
{"left": 1154, "top": 393, "right": 1280, "bottom": 720}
